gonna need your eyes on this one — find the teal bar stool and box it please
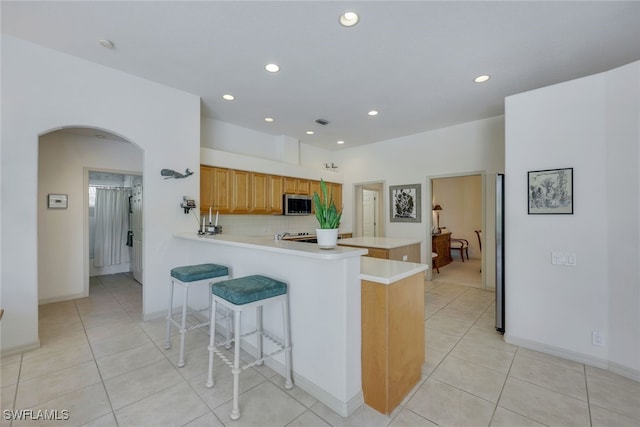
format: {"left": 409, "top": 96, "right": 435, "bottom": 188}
{"left": 165, "top": 263, "right": 230, "bottom": 367}
{"left": 206, "top": 275, "right": 293, "bottom": 420}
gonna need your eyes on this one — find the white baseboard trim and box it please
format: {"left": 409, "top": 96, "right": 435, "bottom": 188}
{"left": 38, "top": 292, "right": 85, "bottom": 305}
{"left": 240, "top": 338, "right": 363, "bottom": 417}
{"left": 505, "top": 334, "right": 640, "bottom": 382}
{"left": 505, "top": 334, "right": 608, "bottom": 368}
{"left": 143, "top": 309, "right": 168, "bottom": 322}
{"left": 1, "top": 339, "right": 40, "bottom": 357}
{"left": 608, "top": 361, "right": 640, "bottom": 382}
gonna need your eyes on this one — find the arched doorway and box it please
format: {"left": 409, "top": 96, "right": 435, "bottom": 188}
{"left": 37, "top": 127, "right": 143, "bottom": 305}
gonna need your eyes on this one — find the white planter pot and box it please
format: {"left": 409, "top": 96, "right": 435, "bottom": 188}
{"left": 316, "top": 228, "right": 339, "bottom": 249}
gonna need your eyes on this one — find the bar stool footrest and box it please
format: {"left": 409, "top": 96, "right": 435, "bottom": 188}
{"left": 210, "top": 329, "right": 288, "bottom": 370}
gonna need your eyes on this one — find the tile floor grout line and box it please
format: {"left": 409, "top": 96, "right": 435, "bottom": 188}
{"left": 487, "top": 344, "right": 520, "bottom": 426}
{"left": 74, "top": 278, "right": 121, "bottom": 427}
{"left": 585, "top": 363, "right": 594, "bottom": 427}
{"left": 7, "top": 353, "right": 24, "bottom": 427}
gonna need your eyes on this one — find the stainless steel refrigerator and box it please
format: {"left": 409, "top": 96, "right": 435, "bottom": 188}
{"left": 496, "top": 173, "right": 505, "bottom": 334}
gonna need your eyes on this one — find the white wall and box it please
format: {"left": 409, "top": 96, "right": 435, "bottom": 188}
{"left": 505, "top": 61, "right": 640, "bottom": 379}
{"left": 38, "top": 132, "right": 142, "bottom": 303}
{"left": 1, "top": 36, "right": 201, "bottom": 353}
{"left": 336, "top": 117, "right": 505, "bottom": 278}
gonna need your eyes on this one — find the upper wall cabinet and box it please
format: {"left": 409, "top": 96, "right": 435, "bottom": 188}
{"left": 268, "top": 175, "right": 284, "bottom": 214}
{"left": 200, "top": 165, "right": 341, "bottom": 216}
{"left": 284, "top": 177, "right": 310, "bottom": 195}
{"left": 231, "top": 170, "right": 251, "bottom": 213}
{"left": 201, "top": 166, "right": 231, "bottom": 214}
{"left": 251, "top": 172, "right": 271, "bottom": 214}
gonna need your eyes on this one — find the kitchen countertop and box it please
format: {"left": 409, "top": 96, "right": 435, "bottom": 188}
{"left": 339, "top": 236, "right": 422, "bottom": 249}
{"left": 360, "top": 257, "right": 428, "bottom": 284}
{"left": 174, "top": 232, "right": 367, "bottom": 259}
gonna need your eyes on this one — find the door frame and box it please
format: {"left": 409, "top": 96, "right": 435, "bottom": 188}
{"left": 353, "top": 181, "right": 386, "bottom": 237}
{"left": 427, "top": 171, "right": 491, "bottom": 290}
{"left": 83, "top": 167, "right": 142, "bottom": 296}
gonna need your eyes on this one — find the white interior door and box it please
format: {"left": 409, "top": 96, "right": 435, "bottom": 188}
{"left": 363, "top": 190, "right": 377, "bottom": 237}
{"left": 131, "top": 182, "right": 143, "bottom": 284}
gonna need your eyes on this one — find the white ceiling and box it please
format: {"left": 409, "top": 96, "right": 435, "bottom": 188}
{"left": 3, "top": 1, "right": 640, "bottom": 150}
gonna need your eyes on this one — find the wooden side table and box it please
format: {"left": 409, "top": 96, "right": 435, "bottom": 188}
{"left": 432, "top": 232, "right": 452, "bottom": 269}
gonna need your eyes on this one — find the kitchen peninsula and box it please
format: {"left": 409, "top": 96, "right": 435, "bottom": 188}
{"left": 173, "top": 232, "right": 427, "bottom": 417}
{"left": 173, "top": 232, "right": 367, "bottom": 416}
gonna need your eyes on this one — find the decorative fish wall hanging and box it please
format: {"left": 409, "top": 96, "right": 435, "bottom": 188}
{"left": 161, "top": 168, "right": 194, "bottom": 179}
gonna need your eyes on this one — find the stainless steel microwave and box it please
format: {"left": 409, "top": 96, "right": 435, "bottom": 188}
{"left": 283, "top": 194, "right": 312, "bottom": 215}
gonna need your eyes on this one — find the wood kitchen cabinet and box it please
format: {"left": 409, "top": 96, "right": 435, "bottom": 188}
{"left": 330, "top": 182, "right": 343, "bottom": 211}
{"left": 201, "top": 166, "right": 232, "bottom": 214}
{"left": 268, "top": 175, "right": 284, "bottom": 214}
{"left": 200, "top": 165, "right": 214, "bottom": 214}
{"left": 361, "top": 270, "right": 424, "bottom": 414}
{"left": 231, "top": 170, "right": 251, "bottom": 213}
{"left": 309, "top": 180, "right": 321, "bottom": 201}
{"left": 284, "top": 177, "right": 309, "bottom": 195}
{"left": 201, "top": 165, "right": 339, "bottom": 215}
{"left": 250, "top": 172, "right": 270, "bottom": 214}
{"left": 432, "top": 232, "right": 452, "bottom": 268}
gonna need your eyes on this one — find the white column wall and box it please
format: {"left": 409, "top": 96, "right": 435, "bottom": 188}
{"left": 505, "top": 61, "right": 640, "bottom": 379}
{"left": 1, "top": 36, "right": 200, "bottom": 353}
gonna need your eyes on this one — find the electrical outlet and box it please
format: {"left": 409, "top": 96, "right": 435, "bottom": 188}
{"left": 566, "top": 253, "right": 577, "bottom": 266}
{"left": 592, "top": 331, "right": 604, "bottom": 346}
{"left": 402, "top": 255, "right": 408, "bottom": 261}
{"left": 552, "top": 252, "right": 565, "bottom": 265}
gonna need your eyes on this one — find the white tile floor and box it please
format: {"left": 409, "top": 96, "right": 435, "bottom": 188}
{"left": 2, "top": 266, "right": 639, "bottom": 427}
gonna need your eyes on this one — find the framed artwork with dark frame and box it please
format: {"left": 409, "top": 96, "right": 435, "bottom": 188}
{"left": 528, "top": 168, "right": 573, "bottom": 214}
{"left": 389, "top": 184, "right": 421, "bottom": 223}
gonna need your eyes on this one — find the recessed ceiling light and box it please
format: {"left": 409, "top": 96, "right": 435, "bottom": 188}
{"left": 222, "top": 94, "right": 235, "bottom": 101}
{"left": 474, "top": 75, "right": 490, "bottom": 83}
{"left": 95, "top": 134, "right": 106, "bottom": 139}
{"left": 264, "top": 117, "right": 274, "bottom": 123}
{"left": 337, "top": 140, "right": 345, "bottom": 145}
{"left": 306, "top": 131, "right": 315, "bottom": 135}
{"left": 339, "top": 11, "right": 359, "bottom": 27}
{"left": 99, "top": 39, "right": 114, "bottom": 49}
{"left": 265, "top": 63, "right": 280, "bottom": 73}
{"left": 368, "top": 110, "right": 379, "bottom": 116}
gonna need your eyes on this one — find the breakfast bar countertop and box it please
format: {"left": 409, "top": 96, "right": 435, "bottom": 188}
{"left": 174, "top": 232, "right": 367, "bottom": 259}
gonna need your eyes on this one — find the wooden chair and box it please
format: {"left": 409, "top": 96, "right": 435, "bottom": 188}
{"left": 475, "top": 230, "right": 482, "bottom": 272}
{"left": 450, "top": 236, "right": 469, "bottom": 262}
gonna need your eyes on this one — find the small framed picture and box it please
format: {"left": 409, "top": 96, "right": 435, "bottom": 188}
{"left": 48, "top": 194, "right": 68, "bottom": 209}
{"left": 528, "top": 168, "right": 573, "bottom": 214}
{"left": 390, "top": 184, "right": 421, "bottom": 223}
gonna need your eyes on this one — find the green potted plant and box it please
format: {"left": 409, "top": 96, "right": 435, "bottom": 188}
{"left": 313, "top": 179, "right": 342, "bottom": 249}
